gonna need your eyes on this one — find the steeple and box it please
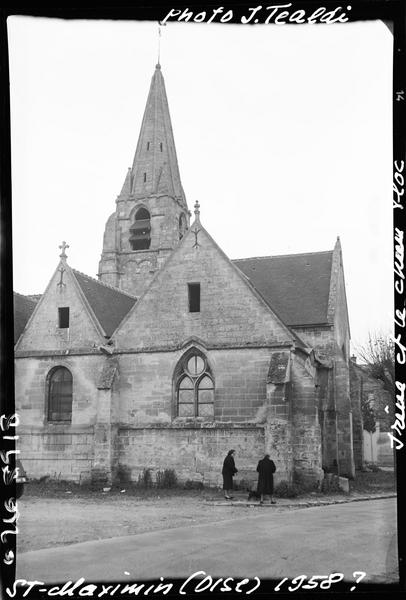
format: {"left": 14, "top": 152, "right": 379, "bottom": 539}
{"left": 129, "top": 64, "right": 187, "bottom": 207}
{"left": 98, "top": 63, "right": 190, "bottom": 297}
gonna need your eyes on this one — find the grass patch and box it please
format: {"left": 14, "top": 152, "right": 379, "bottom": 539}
{"left": 156, "top": 469, "right": 178, "bottom": 489}
{"left": 23, "top": 479, "right": 208, "bottom": 500}
{"left": 274, "top": 481, "right": 299, "bottom": 498}
{"left": 350, "top": 470, "right": 396, "bottom": 494}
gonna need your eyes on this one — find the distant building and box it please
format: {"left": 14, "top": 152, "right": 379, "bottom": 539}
{"left": 350, "top": 359, "right": 394, "bottom": 467}
{"left": 14, "top": 64, "right": 361, "bottom": 487}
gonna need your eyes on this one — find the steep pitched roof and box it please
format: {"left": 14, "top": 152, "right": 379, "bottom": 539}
{"left": 233, "top": 251, "right": 333, "bottom": 327}
{"left": 128, "top": 63, "right": 187, "bottom": 207}
{"left": 13, "top": 292, "right": 38, "bottom": 343}
{"left": 72, "top": 270, "right": 137, "bottom": 337}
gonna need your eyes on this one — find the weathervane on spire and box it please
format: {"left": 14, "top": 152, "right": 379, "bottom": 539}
{"left": 157, "top": 21, "right": 166, "bottom": 66}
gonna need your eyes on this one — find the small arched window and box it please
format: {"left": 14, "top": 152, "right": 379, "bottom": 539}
{"left": 176, "top": 352, "right": 214, "bottom": 417}
{"left": 179, "top": 213, "right": 187, "bottom": 240}
{"left": 47, "top": 367, "right": 72, "bottom": 422}
{"left": 130, "top": 207, "right": 151, "bottom": 250}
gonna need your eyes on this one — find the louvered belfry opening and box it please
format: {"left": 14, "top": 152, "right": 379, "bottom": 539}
{"left": 130, "top": 207, "right": 151, "bottom": 250}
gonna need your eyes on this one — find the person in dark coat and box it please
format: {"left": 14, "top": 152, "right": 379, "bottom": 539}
{"left": 222, "top": 449, "right": 238, "bottom": 499}
{"left": 256, "top": 454, "right": 276, "bottom": 504}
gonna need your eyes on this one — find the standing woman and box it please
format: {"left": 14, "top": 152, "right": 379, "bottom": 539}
{"left": 222, "top": 449, "right": 238, "bottom": 499}
{"left": 257, "top": 454, "right": 276, "bottom": 504}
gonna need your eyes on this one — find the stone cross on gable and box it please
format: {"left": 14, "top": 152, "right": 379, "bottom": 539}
{"left": 58, "top": 241, "right": 69, "bottom": 287}
{"left": 192, "top": 200, "right": 201, "bottom": 248}
{"left": 57, "top": 267, "right": 66, "bottom": 287}
{"left": 59, "top": 241, "right": 69, "bottom": 259}
{"left": 194, "top": 200, "right": 200, "bottom": 220}
{"left": 192, "top": 226, "right": 201, "bottom": 248}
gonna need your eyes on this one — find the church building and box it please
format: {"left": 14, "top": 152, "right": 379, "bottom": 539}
{"left": 14, "top": 63, "right": 362, "bottom": 488}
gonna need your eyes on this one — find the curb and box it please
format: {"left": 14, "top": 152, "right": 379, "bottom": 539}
{"left": 205, "top": 493, "right": 397, "bottom": 508}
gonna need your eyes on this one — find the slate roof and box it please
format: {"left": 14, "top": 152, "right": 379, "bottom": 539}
{"left": 72, "top": 270, "right": 137, "bottom": 337}
{"left": 233, "top": 251, "right": 333, "bottom": 327}
{"left": 25, "top": 294, "right": 42, "bottom": 303}
{"left": 13, "top": 292, "right": 38, "bottom": 343}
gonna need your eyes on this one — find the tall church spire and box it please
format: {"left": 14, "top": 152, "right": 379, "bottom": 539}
{"left": 130, "top": 64, "right": 186, "bottom": 207}
{"left": 98, "top": 64, "right": 190, "bottom": 297}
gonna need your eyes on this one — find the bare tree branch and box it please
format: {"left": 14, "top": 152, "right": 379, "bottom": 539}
{"left": 356, "top": 333, "right": 395, "bottom": 425}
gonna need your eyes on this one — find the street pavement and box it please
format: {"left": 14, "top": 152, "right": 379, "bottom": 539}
{"left": 16, "top": 498, "right": 397, "bottom": 584}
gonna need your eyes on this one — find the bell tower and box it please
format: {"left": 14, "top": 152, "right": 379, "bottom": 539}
{"left": 98, "top": 63, "right": 190, "bottom": 297}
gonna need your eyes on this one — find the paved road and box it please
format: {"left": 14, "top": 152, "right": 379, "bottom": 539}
{"left": 17, "top": 498, "right": 397, "bottom": 584}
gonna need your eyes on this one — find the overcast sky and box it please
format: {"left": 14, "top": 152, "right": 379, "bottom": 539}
{"left": 8, "top": 16, "right": 393, "bottom": 350}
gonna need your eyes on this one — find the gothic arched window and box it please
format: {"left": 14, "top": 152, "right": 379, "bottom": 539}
{"left": 47, "top": 367, "right": 73, "bottom": 422}
{"left": 130, "top": 207, "right": 151, "bottom": 250}
{"left": 179, "top": 213, "right": 187, "bottom": 240}
{"left": 176, "top": 352, "right": 214, "bottom": 417}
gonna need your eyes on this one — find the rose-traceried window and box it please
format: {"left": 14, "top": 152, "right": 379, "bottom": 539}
{"left": 176, "top": 352, "right": 214, "bottom": 417}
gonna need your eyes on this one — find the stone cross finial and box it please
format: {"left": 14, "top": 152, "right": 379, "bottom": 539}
{"left": 59, "top": 241, "right": 69, "bottom": 259}
{"left": 194, "top": 200, "right": 200, "bottom": 221}
{"left": 192, "top": 201, "right": 201, "bottom": 248}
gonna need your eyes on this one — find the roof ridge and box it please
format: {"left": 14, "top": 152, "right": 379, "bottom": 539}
{"left": 72, "top": 268, "right": 137, "bottom": 299}
{"left": 232, "top": 250, "right": 333, "bottom": 261}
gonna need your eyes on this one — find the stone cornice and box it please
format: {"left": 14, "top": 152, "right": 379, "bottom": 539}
{"left": 15, "top": 341, "right": 294, "bottom": 359}
{"left": 15, "top": 349, "right": 103, "bottom": 358}
{"left": 117, "top": 422, "right": 265, "bottom": 430}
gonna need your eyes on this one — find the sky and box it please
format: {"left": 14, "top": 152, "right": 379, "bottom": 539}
{"left": 7, "top": 16, "right": 393, "bottom": 351}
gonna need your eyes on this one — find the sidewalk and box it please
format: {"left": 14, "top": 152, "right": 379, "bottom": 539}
{"left": 205, "top": 490, "right": 397, "bottom": 507}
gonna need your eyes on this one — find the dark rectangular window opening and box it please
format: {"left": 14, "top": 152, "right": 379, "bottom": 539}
{"left": 160, "top": 142, "right": 163, "bottom": 152}
{"left": 143, "top": 172, "right": 147, "bottom": 182}
{"left": 58, "top": 307, "right": 70, "bottom": 328}
{"left": 188, "top": 283, "right": 200, "bottom": 313}
{"left": 147, "top": 142, "right": 150, "bottom": 150}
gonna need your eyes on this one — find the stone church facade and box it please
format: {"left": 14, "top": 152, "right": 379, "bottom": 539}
{"left": 14, "top": 64, "right": 362, "bottom": 487}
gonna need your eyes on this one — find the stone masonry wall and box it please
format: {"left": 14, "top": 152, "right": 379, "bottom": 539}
{"left": 265, "top": 383, "right": 293, "bottom": 483}
{"left": 291, "top": 354, "right": 323, "bottom": 484}
{"left": 15, "top": 355, "right": 102, "bottom": 482}
{"left": 335, "top": 356, "right": 355, "bottom": 478}
{"left": 99, "top": 194, "right": 190, "bottom": 297}
{"left": 114, "top": 226, "right": 294, "bottom": 350}
{"left": 116, "top": 424, "right": 265, "bottom": 487}
{"left": 18, "top": 425, "right": 94, "bottom": 483}
{"left": 292, "top": 326, "right": 334, "bottom": 357}
{"left": 116, "top": 347, "right": 281, "bottom": 426}
{"left": 16, "top": 263, "right": 105, "bottom": 352}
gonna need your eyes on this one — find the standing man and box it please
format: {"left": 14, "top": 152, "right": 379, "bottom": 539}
{"left": 222, "top": 449, "right": 238, "bottom": 499}
{"left": 256, "top": 454, "right": 276, "bottom": 504}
